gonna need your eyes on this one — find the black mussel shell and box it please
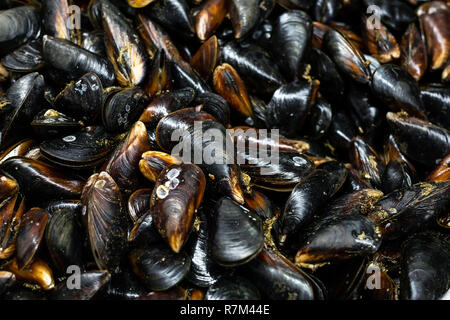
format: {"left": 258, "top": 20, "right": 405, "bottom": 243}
{"left": 42, "top": 0, "right": 81, "bottom": 44}
{"left": 129, "top": 244, "right": 191, "bottom": 291}
{"left": 42, "top": 35, "right": 115, "bottom": 87}
{"left": 294, "top": 214, "right": 382, "bottom": 266}
{"left": 328, "top": 110, "right": 358, "bottom": 150}
{"left": 229, "top": 0, "right": 260, "bottom": 40}
{"left": 205, "top": 276, "right": 260, "bottom": 300}
{"left": 81, "top": 172, "right": 129, "bottom": 273}
{"left": 16, "top": 207, "right": 48, "bottom": 270}
{"left": 420, "top": 84, "right": 450, "bottom": 131}
{"left": 171, "top": 60, "right": 211, "bottom": 93}
{"left": 400, "top": 22, "right": 427, "bottom": 82}
{"left": 145, "top": 0, "right": 194, "bottom": 37}
{"left": 272, "top": 10, "right": 312, "bottom": 81}
{"left": 102, "top": 88, "right": 150, "bottom": 133}
{"left": 211, "top": 197, "right": 263, "bottom": 267}
{"left": 367, "top": 181, "right": 450, "bottom": 241}
{"left": 2, "top": 72, "right": 44, "bottom": 148}
{"left": 185, "top": 210, "right": 224, "bottom": 287}
{"left": 304, "top": 98, "right": 333, "bottom": 140}
{"left": 381, "top": 160, "right": 413, "bottom": 194}
{"left": 40, "top": 126, "right": 119, "bottom": 168}
{"left": 0, "top": 6, "right": 41, "bottom": 55}
{"left": 81, "top": 31, "right": 106, "bottom": 57}
{"left": 266, "top": 80, "right": 319, "bottom": 138}
{"left": 194, "top": 92, "right": 230, "bottom": 127}
{"left": 0, "top": 157, "right": 84, "bottom": 205}
{"left": 45, "top": 203, "right": 85, "bottom": 274}
{"left": 31, "top": 109, "right": 83, "bottom": 140}
{"left": 371, "top": 64, "right": 425, "bottom": 119}
{"left": 0, "top": 193, "right": 25, "bottom": 260}
{"left": 244, "top": 246, "right": 326, "bottom": 300}
{"left": 323, "top": 189, "right": 384, "bottom": 219}
{"left": 1, "top": 41, "right": 43, "bottom": 72}
{"left": 53, "top": 73, "right": 103, "bottom": 124}
{"left": 128, "top": 188, "right": 152, "bottom": 223}
{"left": 386, "top": 112, "right": 450, "bottom": 166}
{"left": 400, "top": 232, "right": 450, "bottom": 300}
{"left": 314, "top": 0, "right": 341, "bottom": 24}
{"left": 51, "top": 271, "right": 111, "bottom": 300}
{"left": 128, "top": 210, "right": 161, "bottom": 246}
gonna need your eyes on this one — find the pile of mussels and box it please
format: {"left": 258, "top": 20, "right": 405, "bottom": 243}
{"left": 0, "top": 0, "right": 449, "bottom": 300}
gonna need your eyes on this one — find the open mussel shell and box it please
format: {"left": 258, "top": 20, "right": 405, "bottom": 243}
{"left": 400, "top": 232, "right": 450, "bottom": 300}
{"left": 185, "top": 209, "right": 225, "bottom": 287}
{"left": 205, "top": 276, "right": 260, "bottom": 300}
{"left": 294, "top": 214, "right": 382, "bottom": 267}
{"left": 16, "top": 208, "right": 48, "bottom": 270}
{"left": 40, "top": 126, "right": 119, "bottom": 168}
{"left": 101, "top": 0, "right": 147, "bottom": 87}
{"left": 1, "top": 41, "right": 44, "bottom": 73}
{"left": 386, "top": 112, "right": 450, "bottom": 166}
{"left": 272, "top": 10, "right": 312, "bottom": 81}
{"left": 145, "top": 0, "right": 194, "bottom": 37}
{"left": 129, "top": 244, "right": 191, "bottom": 291}
{"left": 367, "top": 181, "right": 450, "bottom": 241}
{"left": 243, "top": 246, "right": 326, "bottom": 300}
{"left": 2, "top": 72, "right": 44, "bottom": 148}
{"left": 266, "top": 80, "right": 319, "bottom": 138}
{"left": 239, "top": 151, "right": 315, "bottom": 192}
{"left": 0, "top": 193, "right": 25, "bottom": 260}
{"left": 323, "top": 28, "right": 371, "bottom": 85}
{"left": 31, "top": 109, "right": 83, "bottom": 140}
{"left": 371, "top": 64, "right": 425, "bottom": 119}
{"left": 195, "top": 0, "right": 229, "bottom": 41}
{"left": 417, "top": 1, "right": 450, "bottom": 71}
{"left": 104, "top": 121, "right": 151, "bottom": 191}
{"left": 0, "top": 6, "right": 41, "bottom": 55}
{"left": 42, "top": 35, "right": 115, "bottom": 87}
{"left": 211, "top": 197, "right": 263, "bottom": 267}
{"left": 51, "top": 271, "right": 111, "bottom": 300}
{"left": 81, "top": 171, "right": 129, "bottom": 272}
{"left": 102, "top": 88, "right": 150, "bottom": 133}
{"left": 6, "top": 257, "right": 55, "bottom": 291}
{"left": 0, "top": 271, "right": 16, "bottom": 296}
{"left": 150, "top": 163, "right": 206, "bottom": 253}
{"left": 0, "top": 157, "right": 84, "bottom": 205}
{"left": 128, "top": 188, "right": 152, "bottom": 223}
{"left": 53, "top": 72, "right": 103, "bottom": 124}
{"left": 45, "top": 203, "right": 85, "bottom": 274}
{"left": 221, "top": 41, "right": 285, "bottom": 97}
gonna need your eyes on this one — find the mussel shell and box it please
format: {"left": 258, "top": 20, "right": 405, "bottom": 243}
{"left": 362, "top": 0, "right": 415, "bottom": 32}
{"left": 101, "top": 0, "right": 147, "bottom": 86}
{"left": 205, "top": 276, "right": 260, "bottom": 300}
{"left": 190, "top": 35, "right": 219, "bottom": 81}
{"left": 51, "top": 271, "right": 111, "bottom": 300}
{"left": 381, "top": 160, "right": 413, "bottom": 194}
{"left": 371, "top": 64, "right": 425, "bottom": 119}
{"left": 185, "top": 210, "right": 225, "bottom": 287}
{"left": 294, "top": 214, "right": 382, "bottom": 265}
{"left": 31, "top": 109, "right": 83, "bottom": 140}
{"left": 221, "top": 41, "right": 285, "bottom": 97}
{"left": 0, "top": 6, "right": 41, "bottom": 55}
{"left": 42, "top": 0, "right": 80, "bottom": 44}
{"left": 42, "top": 35, "right": 115, "bottom": 87}
{"left": 420, "top": 84, "right": 450, "bottom": 130}
{"left": 211, "top": 197, "right": 263, "bottom": 267}
{"left": 127, "top": 188, "right": 152, "bottom": 223}
{"left": 0, "top": 157, "right": 84, "bottom": 205}
{"left": 229, "top": 0, "right": 260, "bottom": 39}
{"left": 139, "top": 151, "right": 182, "bottom": 184}
{"left": 0, "top": 271, "right": 16, "bottom": 296}
{"left": 195, "top": 0, "right": 229, "bottom": 41}
{"left": 45, "top": 203, "right": 85, "bottom": 273}
{"left": 400, "top": 232, "right": 450, "bottom": 300}
{"left": 386, "top": 112, "right": 450, "bottom": 166}
{"left": 367, "top": 181, "right": 450, "bottom": 241}
{"left": 266, "top": 80, "right": 319, "bottom": 138}
{"left": 243, "top": 246, "right": 326, "bottom": 300}
{"left": 16, "top": 207, "right": 48, "bottom": 270}
{"left": 1, "top": 41, "right": 43, "bottom": 72}
{"left": 328, "top": 110, "right": 358, "bottom": 150}
{"left": 272, "top": 10, "right": 312, "bottom": 81}
{"left": 127, "top": 210, "right": 161, "bottom": 246}
{"left": 304, "top": 98, "right": 333, "bottom": 140}
{"left": 0, "top": 193, "right": 25, "bottom": 260}
{"left": 0, "top": 139, "right": 38, "bottom": 165}
{"left": 170, "top": 60, "right": 211, "bottom": 93}
{"left": 81, "top": 171, "right": 129, "bottom": 272}
{"left": 194, "top": 92, "right": 230, "bottom": 127}
{"left": 400, "top": 23, "right": 428, "bottom": 82}
{"left": 81, "top": 31, "right": 106, "bottom": 56}
{"left": 6, "top": 258, "right": 55, "bottom": 291}
{"left": 2, "top": 72, "right": 44, "bottom": 148}
{"left": 323, "top": 29, "right": 371, "bottom": 85}
{"left": 40, "top": 126, "right": 118, "bottom": 168}
{"left": 0, "top": 173, "right": 18, "bottom": 200}
{"left": 129, "top": 244, "right": 191, "bottom": 291}
{"left": 313, "top": 0, "right": 341, "bottom": 23}
{"left": 53, "top": 73, "right": 103, "bottom": 124}
{"left": 150, "top": 163, "right": 206, "bottom": 253}
{"left": 145, "top": 0, "right": 194, "bottom": 37}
